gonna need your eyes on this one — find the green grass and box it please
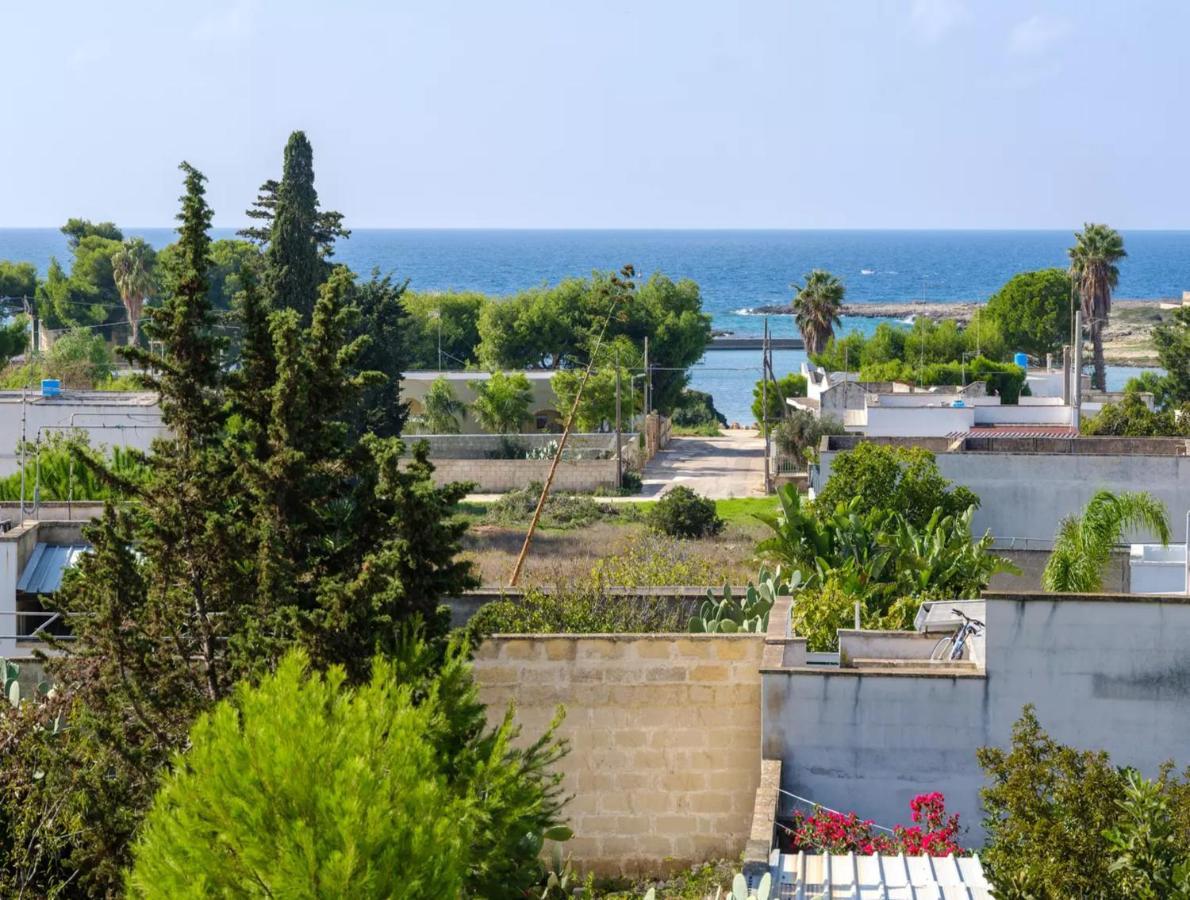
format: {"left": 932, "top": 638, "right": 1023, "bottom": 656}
{"left": 714, "top": 495, "right": 779, "bottom": 525}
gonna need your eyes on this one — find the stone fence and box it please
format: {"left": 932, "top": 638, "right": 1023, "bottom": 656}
{"left": 472, "top": 633, "right": 764, "bottom": 877}
{"left": 425, "top": 457, "right": 620, "bottom": 493}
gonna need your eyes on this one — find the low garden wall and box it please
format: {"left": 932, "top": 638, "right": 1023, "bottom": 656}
{"left": 473, "top": 633, "right": 765, "bottom": 877}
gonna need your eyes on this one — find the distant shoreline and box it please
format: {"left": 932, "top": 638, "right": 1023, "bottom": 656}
{"left": 742, "top": 297, "right": 1172, "bottom": 323}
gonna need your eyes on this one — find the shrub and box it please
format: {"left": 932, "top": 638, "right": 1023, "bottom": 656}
{"left": 470, "top": 371, "right": 533, "bottom": 434}
{"left": 470, "top": 587, "right": 682, "bottom": 634}
{"left": 484, "top": 483, "right": 618, "bottom": 530}
{"left": 977, "top": 705, "right": 1190, "bottom": 898}
{"left": 790, "top": 576, "right": 859, "bottom": 652}
{"left": 816, "top": 443, "right": 979, "bottom": 529}
{"left": 127, "top": 644, "right": 568, "bottom": 899}
{"left": 647, "top": 486, "right": 724, "bottom": 538}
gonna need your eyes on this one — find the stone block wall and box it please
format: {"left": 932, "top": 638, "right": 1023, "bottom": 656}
{"left": 473, "top": 634, "right": 765, "bottom": 877}
{"left": 422, "top": 458, "right": 619, "bottom": 492}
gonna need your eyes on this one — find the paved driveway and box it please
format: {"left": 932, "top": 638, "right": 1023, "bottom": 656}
{"left": 639, "top": 432, "right": 766, "bottom": 499}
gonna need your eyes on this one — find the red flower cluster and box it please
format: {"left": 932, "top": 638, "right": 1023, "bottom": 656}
{"left": 785, "top": 792, "right": 965, "bottom": 857}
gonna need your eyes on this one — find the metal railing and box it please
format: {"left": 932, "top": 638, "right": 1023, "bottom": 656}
{"left": 1, "top": 610, "right": 76, "bottom": 642}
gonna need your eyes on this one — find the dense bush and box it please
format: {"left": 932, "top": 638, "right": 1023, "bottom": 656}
{"left": 587, "top": 532, "right": 727, "bottom": 589}
{"left": 857, "top": 356, "right": 1026, "bottom": 402}
{"left": 470, "top": 587, "right": 682, "bottom": 635}
{"left": 127, "top": 644, "right": 568, "bottom": 899}
{"left": 647, "top": 486, "right": 724, "bottom": 538}
{"left": 483, "top": 483, "right": 621, "bottom": 529}
{"left": 1081, "top": 392, "right": 1190, "bottom": 437}
{"left": 979, "top": 706, "right": 1190, "bottom": 899}
{"left": 815, "top": 443, "right": 979, "bottom": 529}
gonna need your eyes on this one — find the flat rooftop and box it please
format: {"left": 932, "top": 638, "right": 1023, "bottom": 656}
{"left": 0, "top": 391, "right": 159, "bottom": 407}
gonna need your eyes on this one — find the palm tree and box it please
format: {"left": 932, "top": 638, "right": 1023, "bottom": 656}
{"left": 1042, "top": 490, "right": 1169, "bottom": 593}
{"left": 792, "top": 270, "right": 845, "bottom": 358}
{"left": 1068, "top": 224, "right": 1126, "bottom": 391}
{"left": 111, "top": 238, "right": 156, "bottom": 346}
{"left": 421, "top": 376, "right": 465, "bottom": 433}
{"left": 470, "top": 371, "right": 533, "bottom": 434}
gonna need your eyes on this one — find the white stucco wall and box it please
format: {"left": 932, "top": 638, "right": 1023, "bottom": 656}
{"left": 762, "top": 593, "right": 1190, "bottom": 845}
{"left": 816, "top": 451, "right": 1190, "bottom": 545}
{"left": 0, "top": 393, "right": 165, "bottom": 476}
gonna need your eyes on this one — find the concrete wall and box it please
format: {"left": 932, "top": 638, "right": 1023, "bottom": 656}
{"left": 761, "top": 593, "right": 1190, "bottom": 844}
{"left": 425, "top": 457, "right": 620, "bottom": 492}
{"left": 473, "top": 634, "right": 765, "bottom": 877}
{"left": 817, "top": 450, "right": 1190, "bottom": 544}
{"left": 863, "top": 406, "right": 973, "bottom": 437}
{"left": 0, "top": 392, "right": 165, "bottom": 475}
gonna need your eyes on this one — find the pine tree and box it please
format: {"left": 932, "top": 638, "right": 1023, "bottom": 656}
{"left": 350, "top": 269, "right": 413, "bottom": 437}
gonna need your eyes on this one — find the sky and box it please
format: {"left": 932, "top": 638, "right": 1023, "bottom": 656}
{"left": 3, "top": 0, "right": 1189, "bottom": 229}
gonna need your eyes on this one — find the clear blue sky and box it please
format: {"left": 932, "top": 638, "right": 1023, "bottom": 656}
{"left": 4, "top": 1, "right": 1188, "bottom": 229}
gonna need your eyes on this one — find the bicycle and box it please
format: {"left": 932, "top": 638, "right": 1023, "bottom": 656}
{"left": 930, "top": 608, "right": 984, "bottom": 661}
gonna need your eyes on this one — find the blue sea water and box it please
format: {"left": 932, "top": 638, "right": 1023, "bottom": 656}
{"left": 1, "top": 228, "right": 1179, "bottom": 422}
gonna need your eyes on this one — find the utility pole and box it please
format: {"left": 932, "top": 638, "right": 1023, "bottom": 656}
{"left": 643, "top": 336, "right": 650, "bottom": 416}
{"left": 614, "top": 347, "right": 622, "bottom": 490}
{"left": 762, "top": 318, "right": 771, "bottom": 494}
{"left": 1072, "top": 309, "right": 1083, "bottom": 431}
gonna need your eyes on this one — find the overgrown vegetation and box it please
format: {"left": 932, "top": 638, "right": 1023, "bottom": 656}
{"left": 0, "top": 433, "right": 149, "bottom": 501}
{"left": 979, "top": 705, "right": 1190, "bottom": 898}
{"left": 483, "top": 484, "right": 627, "bottom": 530}
{"left": 470, "top": 586, "right": 682, "bottom": 635}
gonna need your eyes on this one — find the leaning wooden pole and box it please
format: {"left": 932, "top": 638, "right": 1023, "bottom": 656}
{"left": 508, "top": 269, "right": 630, "bottom": 586}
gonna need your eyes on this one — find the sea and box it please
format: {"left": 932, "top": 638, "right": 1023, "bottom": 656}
{"left": 2, "top": 228, "right": 1181, "bottom": 423}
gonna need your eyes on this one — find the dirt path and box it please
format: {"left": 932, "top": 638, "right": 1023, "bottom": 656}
{"left": 639, "top": 432, "right": 766, "bottom": 499}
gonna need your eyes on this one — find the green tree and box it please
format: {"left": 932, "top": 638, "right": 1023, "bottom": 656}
{"left": 471, "top": 371, "right": 533, "bottom": 433}
{"left": 251, "top": 131, "right": 348, "bottom": 323}
{"left": 1082, "top": 392, "right": 1190, "bottom": 437}
{"left": 127, "top": 643, "right": 568, "bottom": 900}
{"left": 350, "top": 269, "right": 413, "bottom": 437}
{"left": 111, "top": 237, "right": 157, "bottom": 345}
{"left": 815, "top": 443, "right": 979, "bottom": 528}
{"left": 792, "top": 269, "right": 845, "bottom": 356}
{"left": 61, "top": 218, "right": 122, "bottom": 247}
{"left": 1069, "top": 224, "right": 1126, "bottom": 391}
{"left": 979, "top": 706, "right": 1130, "bottom": 899}
{"left": 984, "top": 268, "right": 1073, "bottom": 358}
{"left": 0, "top": 260, "right": 38, "bottom": 300}
{"left": 419, "top": 375, "right": 466, "bottom": 433}
{"left": 157, "top": 237, "right": 263, "bottom": 312}
{"left": 1042, "top": 490, "right": 1170, "bottom": 592}
{"left": 37, "top": 233, "right": 125, "bottom": 332}
{"left": 751, "top": 372, "right": 807, "bottom": 431}
{"left": 1152, "top": 306, "right": 1190, "bottom": 404}
{"left": 771, "top": 409, "right": 844, "bottom": 463}
{"left": 406, "top": 290, "right": 488, "bottom": 368}
{"left": 126, "top": 650, "right": 474, "bottom": 897}
{"left": 0, "top": 163, "right": 477, "bottom": 895}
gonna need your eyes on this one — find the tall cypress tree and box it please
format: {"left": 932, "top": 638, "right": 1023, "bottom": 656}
{"left": 248, "top": 131, "right": 350, "bottom": 324}
{"left": 0, "top": 162, "right": 472, "bottom": 895}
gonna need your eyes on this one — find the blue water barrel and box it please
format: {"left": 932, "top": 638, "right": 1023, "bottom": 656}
{"left": 41, "top": 379, "right": 60, "bottom": 397}
{"left": 1013, "top": 352, "right": 1028, "bottom": 369}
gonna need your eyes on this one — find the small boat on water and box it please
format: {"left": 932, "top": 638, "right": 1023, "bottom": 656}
{"left": 861, "top": 268, "right": 875, "bottom": 275}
